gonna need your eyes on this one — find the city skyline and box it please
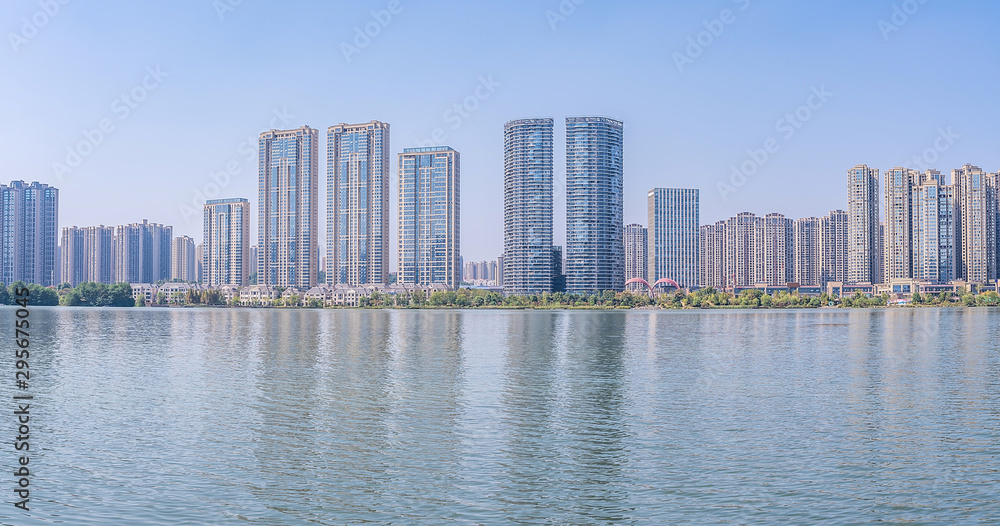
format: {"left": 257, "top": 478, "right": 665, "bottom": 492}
{"left": 17, "top": 155, "right": 1000, "bottom": 289}
{"left": 7, "top": 2, "right": 999, "bottom": 265}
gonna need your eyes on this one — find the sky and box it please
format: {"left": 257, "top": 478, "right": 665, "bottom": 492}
{"left": 2, "top": 0, "right": 999, "bottom": 265}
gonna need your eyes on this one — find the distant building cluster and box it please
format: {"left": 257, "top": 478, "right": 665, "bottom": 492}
{"left": 462, "top": 258, "right": 500, "bottom": 287}
{"left": 60, "top": 220, "right": 172, "bottom": 286}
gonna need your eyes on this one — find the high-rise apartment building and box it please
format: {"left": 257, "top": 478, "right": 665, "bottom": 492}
{"left": 724, "top": 212, "right": 756, "bottom": 288}
{"left": 328, "top": 121, "right": 390, "bottom": 286}
{"left": 624, "top": 223, "right": 648, "bottom": 284}
{"left": 259, "top": 126, "right": 319, "bottom": 289}
{"left": 647, "top": 188, "right": 700, "bottom": 288}
{"left": 912, "top": 172, "right": 956, "bottom": 283}
{"left": 397, "top": 146, "right": 460, "bottom": 288}
{"left": 0, "top": 181, "right": 59, "bottom": 286}
{"left": 113, "top": 220, "right": 172, "bottom": 283}
{"left": 820, "top": 210, "right": 849, "bottom": 285}
{"left": 204, "top": 198, "right": 250, "bottom": 286}
{"left": 60, "top": 226, "right": 86, "bottom": 286}
{"left": 700, "top": 221, "right": 726, "bottom": 288}
{"left": 883, "top": 167, "right": 918, "bottom": 281}
{"left": 954, "top": 164, "right": 997, "bottom": 283}
{"left": 882, "top": 168, "right": 958, "bottom": 283}
{"left": 848, "top": 165, "right": 880, "bottom": 283}
{"left": 565, "top": 117, "right": 624, "bottom": 293}
{"left": 794, "top": 217, "right": 821, "bottom": 286}
{"left": 503, "top": 118, "right": 554, "bottom": 295}
{"left": 86, "top": 226, "right": 115, "bottom": 284}
{"left": 756, "top": 213, "right": 794, "bottom": 286}
{"left": 195, "top": 243, "right": 204, "bottom": 283}
{"left": 705, "top": 212, "right": 794, "bottom": 288}
{"left": 171, "top": 235, "right": 196, "bottom": 282}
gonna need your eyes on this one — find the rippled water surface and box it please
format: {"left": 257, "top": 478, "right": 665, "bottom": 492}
{"left": 1, "top": 307, "right": 999, "bottom": 524}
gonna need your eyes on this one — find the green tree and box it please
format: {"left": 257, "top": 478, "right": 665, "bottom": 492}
{"left": 30, "top": 285, "right": 59, "bottom": 306}
{"left": 62, "top": 289, "right": 83, "bottom": 306}
{"left": 109, "top": 283, "right": 134, "bottom": 307}
{"left": 0, "top": 283, "right": 9, "bottom": 305}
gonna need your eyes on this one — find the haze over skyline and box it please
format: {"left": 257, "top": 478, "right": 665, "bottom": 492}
{"left": 3, "top": 0, "right": 999, "bottom": 264}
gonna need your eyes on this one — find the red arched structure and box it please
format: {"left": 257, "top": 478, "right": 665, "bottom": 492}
{"left": 652, "top": 278, "right": 682, "bottom": 290}
{"left": 625, "top": 277, "right": 653, "bottom": 293}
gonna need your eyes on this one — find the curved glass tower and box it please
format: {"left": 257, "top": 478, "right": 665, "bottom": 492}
{"left": 565, "top": 116, "right": 624, "bottom": 294}
{"left": 503, "top": 118, "right": 554, "bottom": 295}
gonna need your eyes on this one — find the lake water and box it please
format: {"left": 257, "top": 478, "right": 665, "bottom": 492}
{"left": 2, "top": 307, "right": 998, "bottom": 524}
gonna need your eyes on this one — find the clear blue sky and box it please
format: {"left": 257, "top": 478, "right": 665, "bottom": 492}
{"left": 2, "top": 0, "right": 998, "bottom": 265}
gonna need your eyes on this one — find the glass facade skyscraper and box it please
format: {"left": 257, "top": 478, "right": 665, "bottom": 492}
{"left": 503, "top": 118, "right": 554, "bottom": 295}
{"left": 647, "top": 188, "right": 699, "bottom": 288}
{"left": 204, "top": 198, "right": 250, "bottom": 286}
{"left": 258, "top": 126, "right": 319, "bottom": 289}
{"left": 328, "top": 121, "right": 390, "bottom": 285}
{"left": 397, "top": 146, "right": 460, "bottom": 289}
{"left": 0, "top": 181, "right": 59, "bottom": 286}
{"left": 565, "top": 117, "right": 624, "bottom": 294}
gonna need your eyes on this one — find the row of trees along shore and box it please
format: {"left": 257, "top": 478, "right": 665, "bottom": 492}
{"left": 2, "top": 283, "right": 999, "bottom": 309}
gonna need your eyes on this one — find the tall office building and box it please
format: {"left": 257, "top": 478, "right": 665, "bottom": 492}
{"left": 503, "top": 118, "right": 554, "bottom": 295}
{"left": 114, "top": 220, "right": 172, "bottom": 283}
{"left": 647, "top": 188, "right": 699, "bottom": 288}
{"left": 171, "top": 235, "right": 196, "bottom": 282}
{"left": 700, "top": 221, "right": 726, "bottom": 288}
{"left": 397, "top": 146, "right": 460, "bottom": 288}
{"left": 820, "top": 210, "right": 849, "bottom": 285}
{"left": 259, "top": 126, "right": 319, "bottom": 288}
{"left": 624, "top": 223, "right": 648, "bottom": 284}
{"left": 954, "top": 164, "right": 998, "bottom": 283}
{"left": 328, "top": 121, "right": 390, "bottom": 286}
{"left": 848, "top": 165, "right": 880, "bottom": 283}
{"left": 565, "top": 117, "right": 624, "bottom": 293}
{"left": 204, "top": 198, "right": 250, "bottom": 286}
{"left": 794, "top": 217, "right": 821, "bottom": 286}
{"left": 0, "top": 181, "right": 59, "bottom": 286}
